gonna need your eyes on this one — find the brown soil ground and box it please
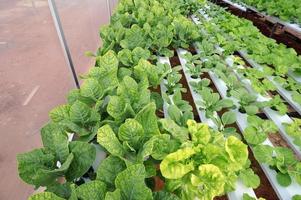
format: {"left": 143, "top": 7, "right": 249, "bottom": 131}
{"left": 0, "top": 0, "right": 118, "bottom": 199}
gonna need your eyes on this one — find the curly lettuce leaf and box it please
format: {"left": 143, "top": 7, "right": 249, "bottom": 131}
{"left": 187, "top": 120, "right": 211, "bottom": 145}
{"left": 190, "top": 164, "right": 225, "bottom": 200}
{"left": 225, "top": 136, "right": 248, "bottom": 170}
{"left": 153, "top": 191, "right": 180, "bottom": 200}
{"left": 160, "top": 147, "right": 195, "bottom": 179}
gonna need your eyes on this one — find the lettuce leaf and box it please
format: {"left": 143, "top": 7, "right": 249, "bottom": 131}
{"left": 96, "top": 156, "right": 126, "bottom": 189}
{"left": 135, "top": 102, "right": 160, "bottom": 137}
{"left": 118, "top": 119, "right": 144, "bottom": 150}
{"left": 97, "top": 125, "right": 125, "bottom": 157}
{"left": 160, "top": 147, "right": 195, "bottom": 179}
{"left": 115, "top": 164, "right": 152, "bottom": 200}
{"left": 75, "top": 180, "right": 107, "bottom": 200}
{"left": 66, "top": 141, "right": 96, "bottom": 181}
{"left": 29, "top": 192, "right": 65, "bottom": 200}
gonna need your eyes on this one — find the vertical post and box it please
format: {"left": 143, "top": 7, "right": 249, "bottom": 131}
{"left": 106, "top": 0, "right": 112, "bottom": 17}
{"left": 48, "top": 0, "right": 80, "bottom": 89}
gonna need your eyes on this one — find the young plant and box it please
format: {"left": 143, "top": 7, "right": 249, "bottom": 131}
{"left": 275, "top": 77, "right": 301, "bottom": 93}
{"left": 274, "top": 76, "right": 301, "bottom": 106}
{"left": 266, "top": 95, "right": 288, "bottom": 115}
{"left": 241, "top": 68, "right": 277, "bottom": 95}
{"left": 203, "top": 54, "right": 226, "bottom": 70}
{"left": 253, "top": 144, "right": 301, "bottom": 187}
{"left": 164, "top": 66, "right": 186, "bottom": 95}
{"left": 198, "top": 87, "right": 234, "bottom": 119}
{"left": 182, "top": 52, "right": 202, "bottom": 65}
{"left": 230, "top": 88, "right": 263, "bottom": 115}
{"left": 163, "top": 90, "right": 194, "bottom": 127}
{"left": 243, "top": 115, "right": 278, "bottom": 145}
{"left": 283, "top": 118, "right": 301, "bottom": 149}
{"left": 195, "top": 38, "right": 217, "bottom": 57}
{"left": 212, "top": 111, "right": 240, "bottom": 139}
{"left": 182, "top": 52, "right": 207, "bottom": 79}
{"left": 221, "top": 74, "right": 243, "bottom": 97}
{"left": 292, "top": 91, "right": 301, "bottom": 106}
{"left": 189, "top": 78, "right": 211, "bottom": 93}
{"left": 250, "top": 77, "right": 277, "bottom": 95}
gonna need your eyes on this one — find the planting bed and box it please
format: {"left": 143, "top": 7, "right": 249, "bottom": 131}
{"left": 211, "top": 0, "right": 301, "bottom": 54}
{"left": 16, "top": 0, "right": 301, "bottom": 200}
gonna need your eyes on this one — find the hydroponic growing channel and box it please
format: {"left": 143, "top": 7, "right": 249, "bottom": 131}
{"left": 17, "top": 0, "right": 301, "bottom": 200}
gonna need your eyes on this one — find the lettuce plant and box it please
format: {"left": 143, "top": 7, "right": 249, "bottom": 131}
{"left": 213, "top": 111, "right": 240, "bottom": 138}
{"left": 283, "top": 118, "right": 301, "bottom": 149}
{"left": 230, "top": 88, "right": 263, "bottom": 115}
{"left": 17, "top": 0, "right": 293, "bottom": 199}
{"left": 172, "top": 16, "right": 200, "bottom": 49}
{"left": 201, "top": 3, "right": 301, "bottom": 77}
{"left": 275, "top": 77, "right": 301, "bottom": 93}
{"left": 148, "top": 23, "right": 174, "bottom": 57}
{"left": 274, "top": 76, "right": 301, "bottom": 106}
{"left": 163, "top": 90, "right": 194, "bottom": 127}
{"left": 182, "top": 52, "right": 207, "bottom": 78}
{"left": 240, "top": 68, "right": 277, "bottom": 95}
{"left": 198, "top": 87, "right": 234, "bottom": 119}
{"left": 117, "top": 47, "right": 151, "bottom": 67}
{"left": 120, "top": 24, "right": 151, "bottom": 50}
{"left": 292, "top": 91, "right": 301, "bottom": 106}
{"left": 222, "top": 74, "right": 243, "bottom": 97}
{"left": 17, "top": 139, "right": 96, "bottom": 188}
{"left": 190, "top": 78, "right": 211, "bottom": 93}
{"left": 243, "top": 115, "right": 278, "bottom": 145}
{"left": 253, "top": 145, "right": 301, "bottom": 187}
{"left": 231, "top": 0, "right": 301, "bottom": 24}
{"left": 160, "top": 120, "right": 257, "bottom": 199}
{"left": 266, "top": 95, "right": 288, "bottom": 115}
{"left": 164, "top": 66, "right": 186, "bottom": 95}
{"left": 107, "top": 76, "right": 151, "bottom": 122}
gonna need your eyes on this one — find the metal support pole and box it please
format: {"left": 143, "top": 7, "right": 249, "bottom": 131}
{"left": 48, "top": 0, "right": 80, "bottom": 89}
{"left": 106, "top": 0, "right": 112, "bottom": 17}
